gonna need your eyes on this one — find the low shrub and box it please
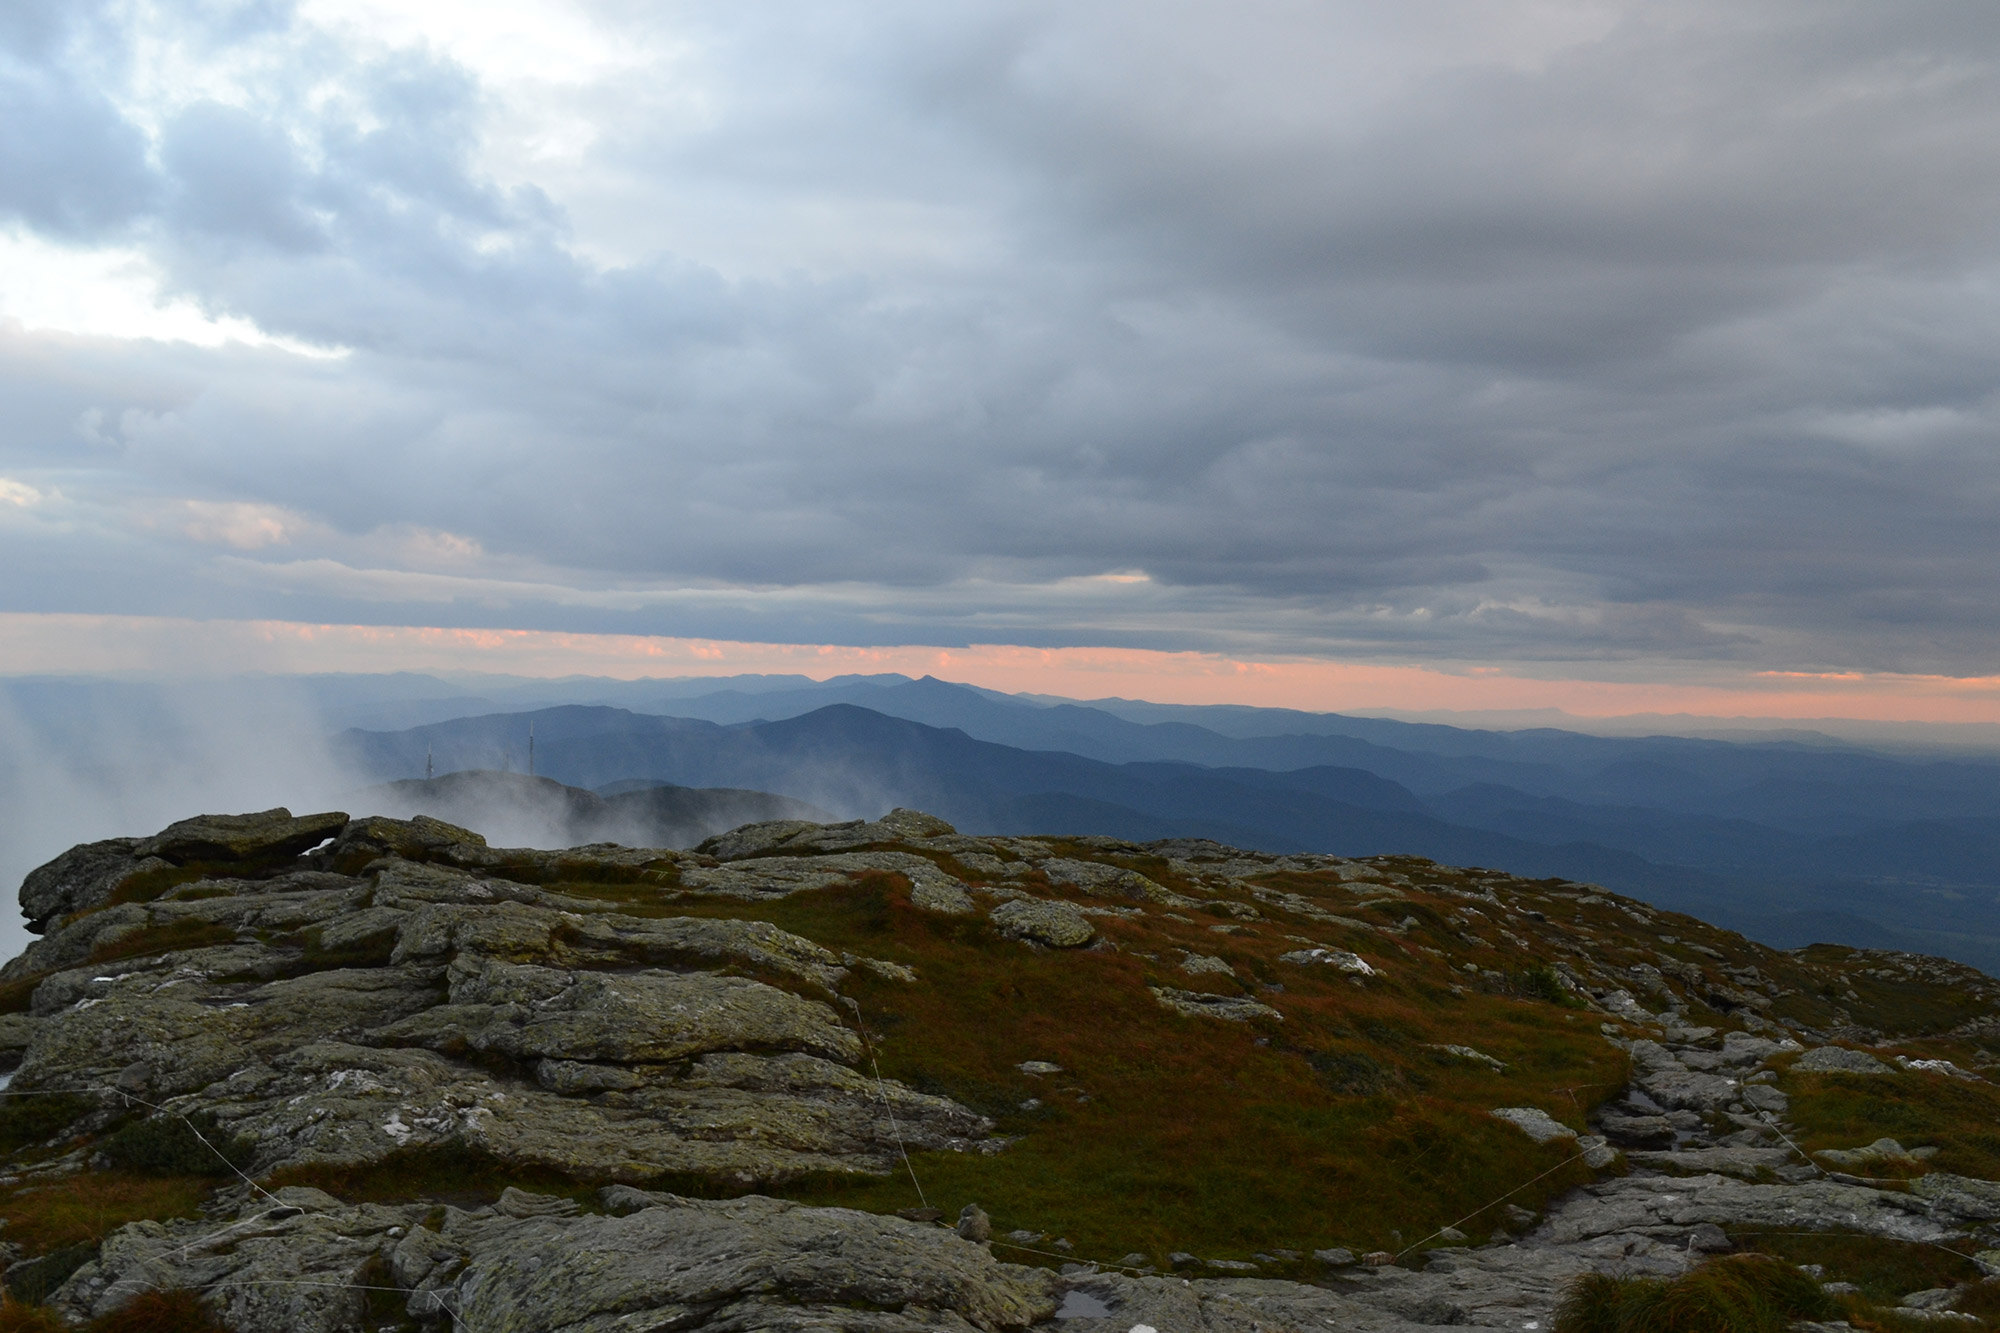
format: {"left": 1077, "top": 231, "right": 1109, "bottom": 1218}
{"left": 1554, "top": 1254, "right": 1833, "bottom": 1333}
{"left": 0, "top": 1093, "right": 96, "bottom": 1156}
{"left": 1513, "top": 964, "right": 1586, "bottom": 1008}
{"left": 1, "top": 1246, "right": 96, "bottom": 1305}
{"left": 102, "top": 1111, "right": 255, "bottom": 1177}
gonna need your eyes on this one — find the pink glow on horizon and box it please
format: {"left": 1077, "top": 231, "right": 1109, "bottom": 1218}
{"left": 3, "top": 612, "right": 2000, "bottom": 723}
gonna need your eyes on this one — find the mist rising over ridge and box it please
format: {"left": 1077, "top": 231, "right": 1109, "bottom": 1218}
{"left": 352, "top": 770, "right": 834, "bottom": 851}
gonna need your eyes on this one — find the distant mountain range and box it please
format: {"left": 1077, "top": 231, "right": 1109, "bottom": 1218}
{"left": 326, "top": 675, "right": 2000, "bottom": 973}
{"left": 8, "top": 669, "right": 2000, "bottom": 972}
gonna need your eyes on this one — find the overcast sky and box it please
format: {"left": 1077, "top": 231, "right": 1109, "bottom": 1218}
{"left": 4, "top": 0, "right": 1999, "bottom": 691}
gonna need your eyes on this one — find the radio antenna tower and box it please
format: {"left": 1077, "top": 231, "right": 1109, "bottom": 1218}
{"left": 528, "top": 721, "right": 536, "bottom": 778}
{"left": 425, "top": 742, "right": 434, "bottom": 782}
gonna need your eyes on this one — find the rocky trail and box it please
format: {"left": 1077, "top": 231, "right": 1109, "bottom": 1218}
{"left": 4, "top": 807, "right": 2000, "bottom": 1329}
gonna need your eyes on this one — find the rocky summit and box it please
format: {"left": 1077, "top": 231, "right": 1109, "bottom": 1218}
{"left": 9, "top": 808, "right": 2000, "bottom": 1329}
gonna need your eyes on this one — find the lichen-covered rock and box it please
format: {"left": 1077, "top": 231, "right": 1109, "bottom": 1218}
{"left": 988, "top": 897, "right": 1095, "bottom": 948}
{"left": 4, "top": 811, "right": 996, "bottom": 1192}
{"left": 1039, "top": 858, "right": 1190, "bottom": 907}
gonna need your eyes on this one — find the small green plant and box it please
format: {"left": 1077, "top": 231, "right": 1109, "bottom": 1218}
{"left": 1553, "top": 1254, "right": 1833, "bottom": 1333}
{"left": 1307, "top": 1050, "right": 1394, "bottom": 1096}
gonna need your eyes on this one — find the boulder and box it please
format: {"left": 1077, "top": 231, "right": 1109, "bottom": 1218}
{"left": 1720, "top": 1030, "right": 1798, "bottom": 1066}
{"left": 988, "top": 897, "right": 1095, "bottom": 948}
{"left": 1490, "top": 1107, "right": 1577, "bottom": 1145}
{"left": 1795, "top": 1046, "right": 1894, "bottom": 1075}
{"left": 17, "top": 837, "right": 153, "bottom": 932}
{"left": 1817, "top": 1137, "right": 1940, "bottom": 1171}
{"left": 1741, "top": 1084, "right": 1789, "bottom": 1114}
{"left": 144, "top": 808, "right": 350, "bottom": 865}
{"left": 1040, "top": 858, "right": 1188, "bottom": 906}
{"left": 1597, "top": 1111, "right": 1676, "bottom": 1149}
{"left": 1178, "top": 952, "right": 1235, "bottom": 977}
{"left": 322, "top": 813, "right": 485, "bottom": 869}
{"left": 909, "top": 871, "right": 977, "bottom": 915}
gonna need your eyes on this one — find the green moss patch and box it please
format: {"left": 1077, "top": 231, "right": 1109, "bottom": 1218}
{"left": 265, "top": 1144, "right": 598, "bottom": 1210}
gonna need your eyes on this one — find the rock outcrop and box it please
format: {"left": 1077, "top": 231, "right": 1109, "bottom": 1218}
{"left": 0, "top": 810, "right": 992, "bottom": 1191}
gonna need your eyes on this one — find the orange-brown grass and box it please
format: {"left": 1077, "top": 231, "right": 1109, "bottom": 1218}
{"left": 1951, "top": 1280, "right": 2000, "bottom": 1323}
{"left": 0, "top": 1295, "right": 65, "bottom": 1333}
{"left": 79, "top": 1289, "right": 227, "bottom": 1333}
{"left": 1779, "top": 1068, "right": 2000, "bottom": 1181}
{"left": 0, "top": 1173, "right": 211, "bottom": 1256}
{"left": 666, "top": 870, "right": 1622, "bottom": 1261}
{"left": 1553, "top": 1254, "right": 1832, "bottom": 1333}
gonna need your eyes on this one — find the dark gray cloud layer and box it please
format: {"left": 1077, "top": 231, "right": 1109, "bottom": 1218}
{"left": 2, "top": 1, "right": 1998, "bottom": 674}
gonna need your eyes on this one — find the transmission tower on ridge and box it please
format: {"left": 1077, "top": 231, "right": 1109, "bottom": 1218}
{"left": 528, "top": 721, "right": 536, "bottom": 778}
{"left": 425, "top": 742, "right": 434, "bottom": 782}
